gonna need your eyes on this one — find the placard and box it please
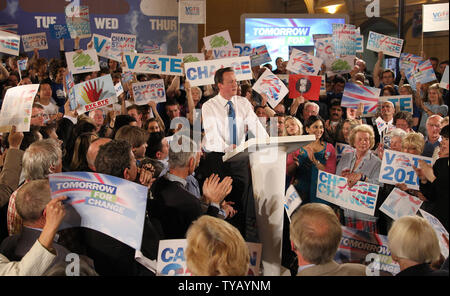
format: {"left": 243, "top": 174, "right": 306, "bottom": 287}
{"left": 286, "top": 48, "right": 323, "bottom": 75}
{"left": 110, "top": 33, "right": 137, "bottom": 62}
{"left": 22, "top": 32, "right": 48, "bottom": 52}
{"left": 335, "top": 226, "right": 400, "bottom": 276}
{"left": 250, "top": 45, "right": 272, "bottom": 67}
{"left": 0, "top": 84, "right": 39, "bottom": 133}
{"left": 132, "top": 79, "right": 166, "bottom": 105}
{"left": 419, "top": 209, "right": 449, "bottom": 258}
{"left": 123, "top": 53, "right": 183, "bottom": 76}
{"left": 414, "top": 59, "right": 438, "bottom": 84}
{"left": 332, "top": 24, "right": 357, "bottom": 56}
{"left": 379, "top": 150, "right": 432, "bottom": 190}
{"left": 65, "top": 49, "right": 100, "bottom": 75}
{"left": 341, "top": 82, "right": 381, "bottom": 114}
{"left": 252, "top": 69, "right": 289, "bottom": 108}
{"left": 178, "top": 0, "right": 206, "bottom": 24}
{"left": 64, "top": 71, "right": 77, "bottom": 110}
{"left": 49, "top": 24, "right": 71, "bottom": 40}
{"left": 283, "top": 185, "right": 302, "bottom": 221}
{"left": 440, "top": 65, "right": 449, "bottom": 90}
{"left": 66, "top": 5, "right": 91, "bottom": 39}
{"left": 203, "top": 30, "right": 233, "bottom": 50}
{"left": 246, "top": 242, "right": 262, "bottom": 276}
{"left": 423, "top": 3, "right": 449, "bottom": 32}
{"left": 73, "top": 74, "right": 117, "bottom": 114}
{"left": 379, "top": 188, "right": 423, "bottom": 220}
{"left": 335, "top": 142, "right": 355, "bottom": 161}
{"left": 0, "top": 30, "right": 20, "bottom": 56}
{"left": 288, "top": 74, "right": 321, "bottom": 101}
{"left": 92, "top": 34, "right": 112, "bottom": 60}
{"left": 184, "top": 56, "right": 252, "bottom": 87}
{"left": 212, "top": 48, "right": 240, "bottom": 60}
{"left": 316, "top": 170, "right": 379, "bottom": 216}
{"left": 234, "top": 43, "right": 252, "bottom": 56}
{"left": 366, "top": 31, "right": 404, "bottom": 58}
{"left": 157, "top": 239, "right": 190, "bottom": 276}
{"left": 49, "top": 172, "right": 147, "bottom": 250}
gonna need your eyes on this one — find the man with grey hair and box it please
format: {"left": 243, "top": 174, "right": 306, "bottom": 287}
{"left": 150, "top": 135, "right": 233, "bottom": 239}
{"left": 290, "top": 203, "right": 366, "bottom": 276}
{"left": 0, "top": 180, "right": 71, "bottom": 270}
{"left": 302, "top": 101, "right": 320, "bottom": 124}
{"left": 423, "top": 114, "right": 443, "bottom": 157}
{"left": 7, "top": 139, "right": 62, "bottom": 236}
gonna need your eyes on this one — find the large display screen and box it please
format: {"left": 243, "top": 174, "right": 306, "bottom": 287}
{"left": 242, "top": 14, "right": 348, "bottom": 68}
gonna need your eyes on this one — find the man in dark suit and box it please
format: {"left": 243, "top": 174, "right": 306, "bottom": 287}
{"left": 150, "top": 135, "right": 232, "bottom": 239}
{"left": 0, "top": 180, "right": 71, "bottom": 269}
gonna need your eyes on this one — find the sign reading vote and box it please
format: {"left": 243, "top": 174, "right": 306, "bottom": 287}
{"left": 316, "top": 170, "right": 379, "bottom": 216}
{"left": 157, "top": 239, "right": 190, "bottom": 276}
{"left": 123, "top": 53, "right": 183, "bottom": 76}
{"left": 49, "top": 172, "right": 148, "bottom": 251}
{"left": 366, "top": 31, "right": 404, "bottom": 58}
{"left": 335, "top": 142, "right": 355, "bottom": 161}
{"left": 234, "top": 43, "right": 252, "bottom": 56}
{"left": 92, "top": 34, "right": 112, "bottom": 60}
{"left": 184, "top": 56, "right": 252, "bottom": 87}
{"left": 379, "top": 150, "right": 432, "bottom": 190}
{"left": 283, "top": 185, "right": 302, "bottom": 221}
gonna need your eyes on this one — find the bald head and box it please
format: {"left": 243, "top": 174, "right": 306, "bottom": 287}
{"left": 87, "top": 138, "right": 112, "bottom": 171}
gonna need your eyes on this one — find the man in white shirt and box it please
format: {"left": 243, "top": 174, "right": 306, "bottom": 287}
{"left": 199, "top": 67, "right": 268, "bottom": 238}
{"left": 37, "top": 80, "right": 59, "bottom": 121}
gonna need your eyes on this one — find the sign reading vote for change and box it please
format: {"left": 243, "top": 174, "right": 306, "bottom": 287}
{"left": 157, "top": 239, "right": 190, "bottom": 276}
{"left": 379, "top": 150, "right": 432, "bottom": 190}
{"left": 49, "top": 172, "right": 148, "bottom": 250}
{"left": 184, "top": 56, "right": 252, "bottom": 87}
{"left": 316, "top": 170, "right": 379, "bottom": 216}
{"left": 123, "top": 53, "right": 183, "bottom": 76}
{"left": 132, "top": 79, "right": 166, "bottom": 105}
{"left": 0, "top": 84, "right": 39, "bottom": 133}
{"left": 366, "top": 31, "right": 404, "bottom": 58}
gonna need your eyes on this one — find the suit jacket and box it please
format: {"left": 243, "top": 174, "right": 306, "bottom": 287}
{"left": 150, "top": 176, "right": 219, "bottom": 239}
{"left": 297, "top": 260, "right": 367, "bottom": 276}
{"left": 0, "top": 227, "right": 70, "bottom": 270}
{"left": 396, "top": 263, "right": 449, "bottom": 276}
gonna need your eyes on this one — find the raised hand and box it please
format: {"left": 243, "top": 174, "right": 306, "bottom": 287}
{"left": 82, "top": 81, "right": 103, "bottom": 102}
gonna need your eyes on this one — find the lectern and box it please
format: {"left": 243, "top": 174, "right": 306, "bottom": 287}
{"left": 223, "top": 135, "right": 315, "bottom": 276}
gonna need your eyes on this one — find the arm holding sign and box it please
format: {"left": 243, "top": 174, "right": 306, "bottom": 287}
{"left": 0, "top": 63, "right": 9, "bottom": 81}
{"left": 373, "top": 52, "right": 383, "bottom": 88}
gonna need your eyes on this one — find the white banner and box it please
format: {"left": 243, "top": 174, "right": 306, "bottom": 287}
{"left": 0, "top": 30, "right": 20, "bottom": 56}
{"left": 184, "top": 56, "right": 252, "bottom": 87}
{"left": 123, "top": 53, "right": 184, "bottom": 76}
{"left": 423, "top": 3, "right": 449, "bottom": 32}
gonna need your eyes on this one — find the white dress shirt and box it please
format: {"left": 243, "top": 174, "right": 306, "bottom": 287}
{"left": 202, "top": 94, "right": 269, "bottom": 153}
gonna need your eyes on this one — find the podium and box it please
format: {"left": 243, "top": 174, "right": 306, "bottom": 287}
{"left": 223, "top": 135, "right": 315, "bottom": 276}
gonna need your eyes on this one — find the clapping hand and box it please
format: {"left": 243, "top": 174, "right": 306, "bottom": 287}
{"left": 202, "top": 174, "right": 233, "bottom": 204}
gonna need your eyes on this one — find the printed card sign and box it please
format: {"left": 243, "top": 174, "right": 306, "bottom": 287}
{"left": 73, "top": 74, "right": 117, "bottom": 114}
{"left": 341, "top": 82, "right": 381, "bottom": 115}
{"left": 283, "top": 185, "right": 302, "bottom": 221}
{"left": 286, "top": 48, "right": 322, "bottom": 75}
{"left": 366, "top": 31, "right": 404, "bottom": 58}
{"left": 157, "top": 239, "right": 190, "bottom": 276}
{"left": 335, "top": 226, "right": 401, "bottom": 276}
{"left": 316, "top": 170, "right": 379, "bottom": 216}
{"left": 355, "top": 35, "right": 364, "bottom": 53}
{"left": 49, "top": 172, "right": 148, "bottom": 250}
{"left": 379, "top": 150, "right": 432, "bottom": 190}
{"left": 92, "top": 34, "right": 112, "bottom": 60}
{"left": 288, "top": 74, "right": 321, "bottom": 101}
{"left": 440, "top": 65, "right": 449, "bottom": 90}
{"left": 0, "top": 84, "right": 39, "bottom": 133}
{"left": 379, "top": 188, "right": 423, "bottom": 220}
{"left": 184, "top": 56, "right": 252, "bottom": 87}
{"left": 252, "top": 70, "right": 289, "bottom": 108}
{"left": 65, "top": 49, "right": 100, "bottom": 75}
{"left": 414, "top": 59, "right": 437, "bottom": 84}
{"left": 0, "top": 30, "right": 20, "bottom": 56}
{"left": 246, "top": 242, "right": 262, "bottom": 276}
{"left": 66, "top": 5, "right": 91, "bottom": 39}
{"left": 115, "top": 82, "right": 124, "bottom": 97}
{"left": 22, "top": 32, "right": 48, "bottom": 52}
{"left": 332, "top": 24, "right": 357, "bottom": 56}
{"left": 250, "top": 45, "right": 272, "bottom": 67}
{"left": 212, "top": 48, "right": 240, "bottom": 60}
{"left": 379, "top": 95, "right": 413, "bottom": 114}
{"left": 64, "top": 71, "right": 76, "bottom": 110}
{"left": 419, "top": 209, "right": 449, "bottom": 258}
{"left": 423, "top": 3, "right": 449, "bottom": 32}
{"left": 123, "top": 53, "right": 183, "bottom": 76}
{"left": 132, "top": 79, "right": 166, "bottom": 105}
{"left": 49, "top": 24, "right": 71, "bottom": 40}
{"left": 234, "top": 43, "right": 252, "bottom": 56}
{"left": 177, "top": 53, "right": 205, "bottom": 64}
{"left": 178, "top": 0, "right": 206, "bottom": 24}
{"left": 110, "top": 33, "right": 137, "bottom": 62}
{"left": 400, "top": 53, "right": 422, "bottom": 72}
{"left": 203, "top": 30, "right": 233, "bottom": 50}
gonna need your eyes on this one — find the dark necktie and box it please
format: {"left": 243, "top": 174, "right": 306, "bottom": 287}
{"left": 227, "top": 100, "right": 237, "bottom": 146}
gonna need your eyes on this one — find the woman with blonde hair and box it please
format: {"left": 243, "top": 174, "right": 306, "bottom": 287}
{"left": 417, "top": 83, "right": 448, "bottom": 136}
{"left": 185, "top": 216, "right": 249, "bottom": 276}
{"left": 388, "top": 216, "right": 447, "bottom": 276}
{"left": 285, "top": 116, "right": 304, "bottom": 183}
